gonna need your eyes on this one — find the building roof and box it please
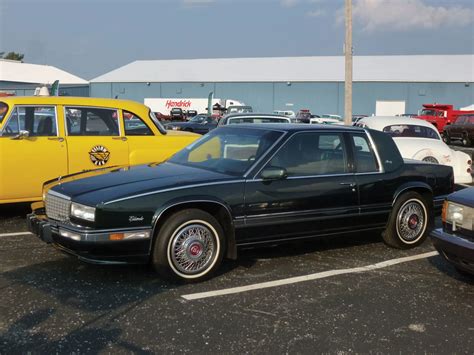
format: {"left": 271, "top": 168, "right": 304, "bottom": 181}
{"left": 91, "top": 55, "right": 474, "bottom": 83}
{"left": 0, "top": 59, "right": 88, "bottom": 85}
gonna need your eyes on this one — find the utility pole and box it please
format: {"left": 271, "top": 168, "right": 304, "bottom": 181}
{"left": 344, "top": 0, "right": 353, "bottom": 126}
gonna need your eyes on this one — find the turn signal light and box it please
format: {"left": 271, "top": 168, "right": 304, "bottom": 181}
{"left": 109, "top": 233, "right": 124, "bottom": 241}
{"left": 441, "top": 200, "right": 447, "bottom": 223}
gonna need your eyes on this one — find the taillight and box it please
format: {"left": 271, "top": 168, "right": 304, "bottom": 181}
{"left": 442, "top": 200, "right": 447, "bottom": 223}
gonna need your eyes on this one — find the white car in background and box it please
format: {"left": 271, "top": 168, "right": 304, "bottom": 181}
{"left": 273, "top": 110, "right": 296, "bottom": 118}
{"left": 357, "top": 116, "right": 472, "bottom": 184}
{"left": 310, "top": 114, "right": 344, "bottom": 125}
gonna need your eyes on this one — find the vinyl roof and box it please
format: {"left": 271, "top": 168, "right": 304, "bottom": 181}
{"left": 0, "top": 59, "right": 88, "bottom": 85}
{"left": 91, "top": 55, "right": 474, "bottom": 83}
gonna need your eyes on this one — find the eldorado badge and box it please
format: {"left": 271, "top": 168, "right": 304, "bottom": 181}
{"left": 89, "top": 145, "right": 110, "bottom": 166}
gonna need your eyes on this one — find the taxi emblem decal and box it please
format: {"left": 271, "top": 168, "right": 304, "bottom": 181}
{"left": 89, "top": 145, "right": 110, "bottom": 166}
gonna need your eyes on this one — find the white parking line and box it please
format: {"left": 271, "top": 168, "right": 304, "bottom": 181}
{"left": 0, "top": 232, "right": 33, "bottom": 237}
{"left": 181, "top": 251, "right": 439, "bottom": 301}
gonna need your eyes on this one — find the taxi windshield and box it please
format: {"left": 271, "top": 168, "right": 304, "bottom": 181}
{"left": 0, "top": 102, "right": 8, "bottom": 124}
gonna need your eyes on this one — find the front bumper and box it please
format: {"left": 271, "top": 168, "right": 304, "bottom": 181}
{"left": 430, "top": 228, "right": 474, "bottom": 275}
{"left": 27, "top": 213, "right": 152, "bottom": 265}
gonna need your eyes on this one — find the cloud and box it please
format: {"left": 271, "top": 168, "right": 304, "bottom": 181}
{"left": 280, "top": 0, "right": 300, "bottom": 8}
{"left": 306, "top": 9, "right": 325, "bottom": 17}
{"left": 341, "top": 0, "right": 474, "bottom": 32}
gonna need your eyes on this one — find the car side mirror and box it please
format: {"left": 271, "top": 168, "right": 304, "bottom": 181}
{"left": 11, "top": 130, "right": 30, "bottom": 140}
{"left": 261, "top": 167, "right": 287, "bottom": 180}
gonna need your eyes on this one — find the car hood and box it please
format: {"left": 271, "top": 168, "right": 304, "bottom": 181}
{"left": 49, "top": 162, "right": 235, "bottom": 206}
{"left": 448, "top": 187, "right": 474, "bottom": 208}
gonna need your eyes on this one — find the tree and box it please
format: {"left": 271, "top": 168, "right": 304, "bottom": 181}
{"left": 2, "top": 52, "right": 24, "bottom": 61}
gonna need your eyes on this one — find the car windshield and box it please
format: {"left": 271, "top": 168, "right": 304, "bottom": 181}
{"left": 0, "top": 102, "right": 8, "bottom": 124}
{"left": 227, "top": 116, "right": 289, "bottom": 124}
{"left": 168, "top": 127, "right": 283, "bottom": 176}
{"left": 190, "top": 115, "right": 208, "bottom": 123}
{"left": 382, "top": 124, "right": 440, "bottom": 140}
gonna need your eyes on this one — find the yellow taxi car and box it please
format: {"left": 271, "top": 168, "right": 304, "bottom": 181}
{"left": 0, "top": 96, "right": 199, "bottom": 204}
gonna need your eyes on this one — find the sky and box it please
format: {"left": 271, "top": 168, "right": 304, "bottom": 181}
{"left": 1, "top": 0, "right": 473, "bottom": 80}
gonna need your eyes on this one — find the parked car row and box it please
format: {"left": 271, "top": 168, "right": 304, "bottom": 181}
{"left": 1, "top": 95, "right": 472, "bottom": 283}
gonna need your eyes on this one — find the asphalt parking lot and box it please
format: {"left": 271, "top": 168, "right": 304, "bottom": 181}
{"left": 1, "top": 203, "right": 473, "bottom": 354}
{"left": 1, "top": 143, "right": 473, "bottom": 354}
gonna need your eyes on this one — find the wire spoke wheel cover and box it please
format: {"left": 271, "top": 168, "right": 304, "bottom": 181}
{"left": 396, "top": 199, "right": 427, "bottom": 244}
{"left": 422, "top": 156, "right": 439, "bottom": 164}
{"left": 168, "top": 220, "right": 220, "bottom": 277}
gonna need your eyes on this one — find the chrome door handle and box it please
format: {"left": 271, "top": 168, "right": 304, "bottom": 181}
{"left": 112, "top": 137, "right": 127, "bottom": 141}
{"left": 48, "top": 137, "right": 64, "bottom": 142}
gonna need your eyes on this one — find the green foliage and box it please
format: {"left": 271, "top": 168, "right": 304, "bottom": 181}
{"left": 2, "top": 52, "right": 24, "bottom": 61}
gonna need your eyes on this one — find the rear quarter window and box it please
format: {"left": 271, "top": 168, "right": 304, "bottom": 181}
{"left": 367, "top": 129, "right": 404, "bottom": 173}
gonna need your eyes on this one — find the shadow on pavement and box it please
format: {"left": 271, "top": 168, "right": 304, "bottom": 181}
{"left": 427, "top": 254, "right": 474, "bottom": 284}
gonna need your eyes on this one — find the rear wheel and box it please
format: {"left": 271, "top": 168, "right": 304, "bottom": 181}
{"left": 152, "top": 209, "right": 225, "bottom": 282}
{"left": 383, "top": 192, "right": 431, "bottom": 249}
{"left": 422, "top": 156, "right": 439, "bottom": 164}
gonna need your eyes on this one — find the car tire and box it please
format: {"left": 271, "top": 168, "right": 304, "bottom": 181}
{"left": 152, "top": 209, "right": 225, "bottom": 282}
{"left": 462, "top": 134, "right": 471, "bottom": 147}
{"left": 383, "top": 192, "right": 431, "bottom": 249}
{"left": 422, "top": 156, "right": 439, "bottom": 164}
{"left": 442, "top": 133, "right": 451, "bottom": 145}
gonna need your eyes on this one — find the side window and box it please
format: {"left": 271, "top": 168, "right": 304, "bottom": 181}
{"left": 351, "top": 134, "right": 379, "bottom": 173}
{"left": 267, "top": 132, "right": 347, "bottom": 176}
{"left": 123, "top": 111, "right": 153, "bottom": 136}
{"left": 1, "top": 106, "right": 57, "bottom": 137}
{"left": 65, "top": 107, "right": 119, "bottom": 136}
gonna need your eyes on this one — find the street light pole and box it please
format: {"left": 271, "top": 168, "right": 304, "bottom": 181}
{"left": 344, "top": 0, "right": 353, "bottom": 126}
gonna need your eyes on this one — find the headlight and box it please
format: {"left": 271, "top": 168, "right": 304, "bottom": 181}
{"left": 71, "top": 202, "right": 95, "bottom": 222}
{"left": 442, "top": 201, "right": 473, "bottom": 231}
{"left": 173, "top": 126, "right": 181, "bottom": 130}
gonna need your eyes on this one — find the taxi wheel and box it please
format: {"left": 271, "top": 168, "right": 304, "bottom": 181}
{"left": 383, "top": 192, "right": 431, "bottom": 249}
{"left": 152, "top": 209, "right": 225, "bottom": 282}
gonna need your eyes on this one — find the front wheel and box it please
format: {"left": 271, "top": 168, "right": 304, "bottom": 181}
{"left": 383, "top": 192, "right": 431, "bottom": 249}
{"left": 152, "top": 209, "right": 225, "bottom": 282}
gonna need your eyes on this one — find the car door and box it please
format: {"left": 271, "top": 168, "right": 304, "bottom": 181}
{"left": 242, "top": 131, "right": 359, "bottom": 244}
{"left": 63, "top": 106, "right": 129, "bottom": 173}
{"left": 353, "top": 130, "right": 404, "bottom": 228}
{"left": 0, "top": 105, "right": 67, "bottom": 202}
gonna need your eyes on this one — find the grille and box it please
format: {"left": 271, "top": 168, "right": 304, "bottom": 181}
{"left": 45, "top": 192, "right": 71, "bottom": 223}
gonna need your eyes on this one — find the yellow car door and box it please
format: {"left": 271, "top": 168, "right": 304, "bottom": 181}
{"left": 0, "top": 105, "right": 68, "bottom": 203}
{"left": 63, "top": 106, "right": 129, "bottom": 172}
{"left": 122, "top": 110, "right": 197, "bottom": 165}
